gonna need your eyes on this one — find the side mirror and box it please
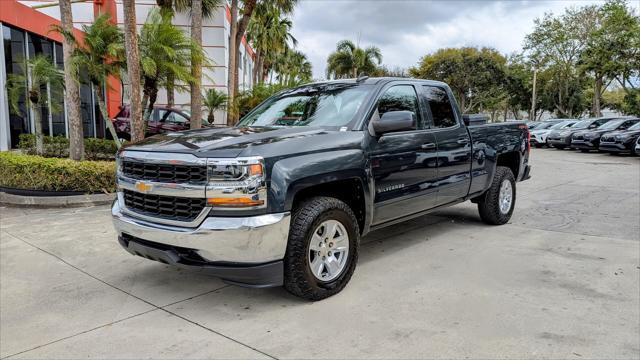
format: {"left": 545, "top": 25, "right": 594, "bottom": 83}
{"left": 371, "top": 111, "right": 416, "bottom": 135}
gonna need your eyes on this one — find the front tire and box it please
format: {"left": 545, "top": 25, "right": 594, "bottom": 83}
{"left": 477, "top": 166, "right": 516, "bottom": 225}
{"left": 284, "top": 197, "right": 359, "bottom": 301}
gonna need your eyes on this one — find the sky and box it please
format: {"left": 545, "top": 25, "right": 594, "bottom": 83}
{"left": 289, "top": 0, "right": 622, "bottom": 79}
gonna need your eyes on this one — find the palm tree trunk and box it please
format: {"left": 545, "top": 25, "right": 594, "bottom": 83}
{"left": 32, "top": 101, "right": 44, "bottom": 155}
{"left": 59, "top": 0, "right": 83, "bottom": 160}
{"left": 166, "top": 74, "right": 175, "bottom": 107}
{"left": 252, "top": 50, "right": 261, "bottom": 85}
{"left": 190, "top": 0, "right": 203, "bottom": 129}
{"left": 94, "top": 84, "right": 121, "bottom": 148}
{"left": 230, "top": 0, "right": 256, "bottom": 123}
{"left": 227, "top": 0, "right": 238, "bottom": 126}
{"left": 207, "top": 111, "right": 215, "bottom": 124}
{"left": 122, "top": 0, "right": 144, "bottom": 142}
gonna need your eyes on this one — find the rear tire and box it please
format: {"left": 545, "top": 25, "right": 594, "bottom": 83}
{"left": 477, "top": 166, "right": 516, "bottom": 225}
{"left": 284, "top": 197, "right": 359, "bottom": 301}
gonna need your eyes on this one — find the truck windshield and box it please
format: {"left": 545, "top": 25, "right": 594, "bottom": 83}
{"left": 237, "top": 84, "right": 370, "bottom": 128}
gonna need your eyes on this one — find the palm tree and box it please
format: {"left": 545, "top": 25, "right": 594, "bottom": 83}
{"left": 122, "top": 0, "right": 144, "bottom": 142}
{"left": 275, "top": 49, "right": 312, "bottom": 86}
{"left": 189, "top": 0, "right": 204, "bottom": 129}
{"left": 56, "top": 14, "right": 125, "bottom": 147}
{"left": 228, "top": 0, "right": 298, "bottom": 124}
{"left": 59, "top": 0, "right": 83, "bottom": 160}
{"left": 248, "top": 3, "right": 297, "bottom": 85}
{"left": 326, "top": 40, "right": 382, "bottom": 79}
{"left": 202, "top": 88, "right": 228, "bottom": 124}
{"left": 138, "top": 9, "right": 206, "bottom": 121}
{"left": 157, "top": 0, "right": 221, "bottom": 111}
{"left": 6, "top": 55, "right": 64, "bottom": 155}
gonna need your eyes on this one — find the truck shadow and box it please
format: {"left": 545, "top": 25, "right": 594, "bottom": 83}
{"left": 358, "top": 205, "right": 485, "bottom": 265}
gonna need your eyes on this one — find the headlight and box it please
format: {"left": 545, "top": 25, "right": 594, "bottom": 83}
{"left": 206, "top": 157, "right": 267, "bottom": 209}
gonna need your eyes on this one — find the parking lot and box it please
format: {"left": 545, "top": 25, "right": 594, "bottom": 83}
{"left": 1, "top": 148, "right": 639, "bottom": 359}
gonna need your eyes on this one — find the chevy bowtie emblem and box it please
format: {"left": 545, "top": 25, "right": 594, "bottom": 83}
{"left": 135, "top": 181, "right": 153, "bottom": 193}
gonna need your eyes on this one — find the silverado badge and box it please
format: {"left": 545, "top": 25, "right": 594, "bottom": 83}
{"left": 135, "top": 181, "right": 153, "bottom": 193}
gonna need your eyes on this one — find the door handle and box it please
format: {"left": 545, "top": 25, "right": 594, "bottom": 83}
{"left": 421, "top": 142, "right": 436, "bottom": 149}
{"left": 457, "top": 138, "right": 469, "bottom": 145}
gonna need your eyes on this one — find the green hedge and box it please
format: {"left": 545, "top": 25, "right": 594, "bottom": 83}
{"left": 0, "top": 152, "right": 116, "bottom": 193}
{"left": 18, "top": 134, "right": 118, "bottom": 160}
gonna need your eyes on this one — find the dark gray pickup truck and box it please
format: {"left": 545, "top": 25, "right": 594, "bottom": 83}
{"left": 112, "top": 77, "right": 531, "bottom": 300}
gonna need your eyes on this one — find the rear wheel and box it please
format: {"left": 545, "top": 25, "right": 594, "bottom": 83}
{"left": 477, "top": 166, "right": 516, "bottom": 225}
{"left": 284, "top": 197, "right": 359, "bottom": 301}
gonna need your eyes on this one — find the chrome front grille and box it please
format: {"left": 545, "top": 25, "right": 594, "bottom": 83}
{"left": 123, "top": 189, "right": 206, "bottom": 221}
{"left": 122, "top": 160, "right": 207, "bottom": 184}
{"left": 601, "top": 135, "right": 615, "bottom": 143}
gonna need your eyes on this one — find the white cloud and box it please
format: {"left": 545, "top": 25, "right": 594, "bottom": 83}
{"left": 290, "top": 0, "right": 621, "bottom": 79}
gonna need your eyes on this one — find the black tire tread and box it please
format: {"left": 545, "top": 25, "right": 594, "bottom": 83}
{"left": 284, "top": 196, "right": 359, "bottom": 301}
{"left": 477, "top": 166, "right": 516, "bottom": 225}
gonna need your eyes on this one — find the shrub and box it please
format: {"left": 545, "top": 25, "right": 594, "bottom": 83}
{"left": 0, "top": 152, "right": 116, "bottom": 193}
{"left": 18, "top": 134, "right": 118, "bottom": 160}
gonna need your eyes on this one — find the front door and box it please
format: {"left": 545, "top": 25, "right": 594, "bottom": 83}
{"left": 420, "top": 85, "right": 472, "bottom": 206}
{"left": 369, "top": 84, "right": 439, "bottom": 225}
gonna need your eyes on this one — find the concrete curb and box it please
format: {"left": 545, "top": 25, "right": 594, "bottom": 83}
{"left": 0, "top": 192, "right": 115, "bottom": 208}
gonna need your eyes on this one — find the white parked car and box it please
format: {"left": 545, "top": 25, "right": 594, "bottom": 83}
{"left": 530, "top": 120, "right": 578, "bottom": 148}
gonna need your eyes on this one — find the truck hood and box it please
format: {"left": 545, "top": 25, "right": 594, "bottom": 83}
{"left": 122, "top": 126, "right": 364, "bottom": 158}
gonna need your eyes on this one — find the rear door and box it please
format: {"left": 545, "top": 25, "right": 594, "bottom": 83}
{"left": 420, "top": 85, "right": 472, "bottom": 206}
{"left": 369, "top": 83, "right": 439, "bottom": 225}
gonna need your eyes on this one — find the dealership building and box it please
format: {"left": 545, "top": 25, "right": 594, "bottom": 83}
{"left": 0, "top": 0, "right": 255, "bottom": 151}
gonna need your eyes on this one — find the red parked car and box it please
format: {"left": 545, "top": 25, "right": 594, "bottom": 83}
{"left": 112, "top": 106, "right": 209, "bottom": 139}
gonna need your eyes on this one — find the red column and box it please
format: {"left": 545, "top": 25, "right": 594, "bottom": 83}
{"left": 94, "top": 0, "right": 122, "bottom": 118}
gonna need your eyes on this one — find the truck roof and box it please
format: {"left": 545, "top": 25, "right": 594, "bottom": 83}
{"left": 303, "top": 77, "right": 449, "bottom": 88}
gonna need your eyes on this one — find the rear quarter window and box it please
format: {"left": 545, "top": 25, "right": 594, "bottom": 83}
{"left": 422, "top": 86, "right": 457, "bottom": 128}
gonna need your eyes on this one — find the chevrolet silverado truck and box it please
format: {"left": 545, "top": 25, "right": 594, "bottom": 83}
{"left": 112, "top": 78, "right": 531, "bottom": 300}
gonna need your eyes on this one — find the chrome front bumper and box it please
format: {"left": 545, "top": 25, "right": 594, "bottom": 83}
{"left": 112, "top": 200, "right": 291, "bottom": 264}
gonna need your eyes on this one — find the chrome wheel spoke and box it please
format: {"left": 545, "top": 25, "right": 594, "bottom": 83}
{"left": 324, "top": 256, "right": 341, "bottom": 277}
{"left": 308, "top": 219, "right": 350, "bottom": 282}
{"left": 309, "top": 233, "right": 323, "bottom": 251}
{"left": 310, "top": 255, "right": 324, "bottom": 277}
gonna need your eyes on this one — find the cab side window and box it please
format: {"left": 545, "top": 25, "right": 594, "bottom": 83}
{"left": 377, "top": 85, "right": 419, "bottom": 130}
{"left": 423, "top": 86, "right": 456, "bottom": 128}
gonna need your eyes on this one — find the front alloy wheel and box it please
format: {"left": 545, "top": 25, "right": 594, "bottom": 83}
{"left": 308, "top": 220, "right": 350, "bottom": 281}
{"left": 284, "top": 197, "right": 359, "bottom": 301}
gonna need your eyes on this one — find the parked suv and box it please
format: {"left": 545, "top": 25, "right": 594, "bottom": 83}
{"left": 112, "top": 106, "right": 208, "bottom": 139}
{"left": 571, "top": 118, "right": 639, "bottom": 152}
{"left": 599, "top": 121, "right": 640, "bottom": 155}
{"left": 530, "top": 120, "right": 577, "bottom": 148}
{"left": 547, "top": 117, "right": 616, "bottom": 149}
{"left": 112, "top": 78, "right": 531, "bottom": 300}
